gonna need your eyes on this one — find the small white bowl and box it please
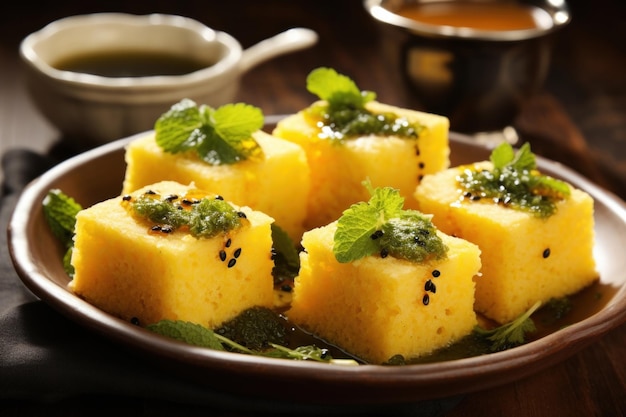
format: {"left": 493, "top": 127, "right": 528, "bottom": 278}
{"left": 20, "top": 13, "right": 318, "bottom": 144}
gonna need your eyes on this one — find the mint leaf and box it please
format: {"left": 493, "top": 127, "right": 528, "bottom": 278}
{"left": 153, "top": 99, "right": 206, "bottom": 153}
{"left": 306, "top": 67, "right": 360, "bottom": 101}
{"left": 490, "top": 142, "right": 535, "bottom": 172}
{"left": 306, "top": 67, "right": 376, "bottom": 109}
{"left": 334, "top": 183, "right": 447, "bottom": 263}
{"left": 305, "top": 68, "right": 420, "bottom": 141}
{"left": 213, "top": 103, "right": 265, "bottom": 142}
{"left": 43, "top": 189, "right": 82, "bottom": 277}
{"left": 155, "top": 99, "right": 264, "bottom": 165}
{"left": 490, "top": 141, "right": 515, "bottom": 169}
{"left": 510, "top": 142, "right": 535, "bottom": 171}
{"left": 366, "top": 183, "right": 405, "bottom": 219}
{"left": 147, "top": 320, "right": 225, "bottom": 350}
{"left": 333, "top": 201, "right": 381, "bottom": 263}
{"left": 43, "top": 189, "right": 82, "bottom": 248}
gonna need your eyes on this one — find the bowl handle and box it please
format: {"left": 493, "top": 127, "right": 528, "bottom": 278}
{"left": 240, "top": 28, "right": 318, "bottom": 74}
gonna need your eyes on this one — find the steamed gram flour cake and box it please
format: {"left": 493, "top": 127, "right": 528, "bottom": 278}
{"left": 287, "top": 187, "right": 481, "bottom": 364}
{"left": 69, "top": 181, "right": 275, "bottom": 328}
{"left": 273, "top": 68, "right": 449, "bottom": 230}
{"left": 415, "top": 144, "right": 598, "bottom": 323}
{"left": 122, "top": 130, "right": 310, "bottom": 242}
{"left": 274, "top": 100, "right": 449, "bottom": 230}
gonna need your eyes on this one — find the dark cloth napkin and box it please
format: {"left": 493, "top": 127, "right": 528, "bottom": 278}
{"left": 0, "top": 148, "right": 461, "bottom": 416}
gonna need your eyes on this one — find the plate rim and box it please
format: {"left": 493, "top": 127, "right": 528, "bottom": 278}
{"left": 7, "top": 131, "right": 626, "bottom": 404}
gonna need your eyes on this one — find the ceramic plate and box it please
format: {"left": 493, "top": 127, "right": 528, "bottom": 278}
{"left": 8, "top": 131, "right": 626, "bottom": 405}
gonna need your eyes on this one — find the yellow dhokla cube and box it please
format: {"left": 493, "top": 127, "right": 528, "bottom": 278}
{"left": 122, "top": 130, "right": 310, "bottom": 242}
{"left": 415, "top": 164, "right": 598, "bottom": 324}
{"left": 286, "top": 221, "right": 481, "bottom": 364}
{"left": 69, "top": 181, "right": 275, "bottom": 328}
{"left": 272, "top": 101, "right": 449, "bottom": 230}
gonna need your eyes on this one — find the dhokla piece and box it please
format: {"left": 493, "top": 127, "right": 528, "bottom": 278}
{"left": 69, "top": 180, "right": 275, "bottom": 328}
{"left": 122, "top": 130, "right": 310, "bottom": 242}
{"left": 286, "top": 222, "right": 481, "bottom": 364}
{"left": 415, "top": 164, "right": 598, "bottom": 324}
{"left": 272, "top": 101, "right": 450, "bottom": 230}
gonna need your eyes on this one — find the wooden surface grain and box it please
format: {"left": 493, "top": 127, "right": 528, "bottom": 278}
{"left": 1, "top": 1, "right": 625, "bottom": 416}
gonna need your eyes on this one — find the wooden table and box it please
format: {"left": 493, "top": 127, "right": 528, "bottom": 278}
{"left": 1, "top": 1, "right": 625, "bottom": 416}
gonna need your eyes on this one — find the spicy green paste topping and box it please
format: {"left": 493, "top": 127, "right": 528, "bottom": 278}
{"left": 305, "top": 67, "right": 424, "bottom": 141}
{"left": 334, "top": 181, "right": 447, "bottom": 263}
{"left": 457, "top": 142, "right": 571, "bottom": 218}
{"left": 123, "top": 190, "right": 246, "bottom": 238}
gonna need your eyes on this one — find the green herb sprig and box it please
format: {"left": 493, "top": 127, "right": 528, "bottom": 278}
{"left": 333, "top": 181, "right": 447, "bottom": 263}
{"left": 306, "top": 67, "right": 376, "bottom": 113}
{"left": 474, "top": 301, "right": 541, "bottom": 352}
{"left": 458, "top": 142, "right": 571, "bottom": 217}
{"left": 386, "top": 302, "right": 542, "bottom": 364}
{"left": 147, "top": 319, "right": 358, "bottom": 365}
{"left": 42, "top": 189, "right": 83, "bottom": 276}
{"left": 305, "top": 67, "right": 422, "bottom": 140}
{"left": 154, "top": 98, "right": 264, "bottom": 165}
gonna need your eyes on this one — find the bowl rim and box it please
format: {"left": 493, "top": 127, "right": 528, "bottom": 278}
{"left": 19, "top": 12, "right": 243, "bottom": 90}
{"left": 363, "top": 0, "right": 572, "bottom": 41}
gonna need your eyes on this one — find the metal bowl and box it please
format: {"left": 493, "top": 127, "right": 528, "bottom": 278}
{"left": 364, "top": 0, "right": 571, "bottom": 133}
